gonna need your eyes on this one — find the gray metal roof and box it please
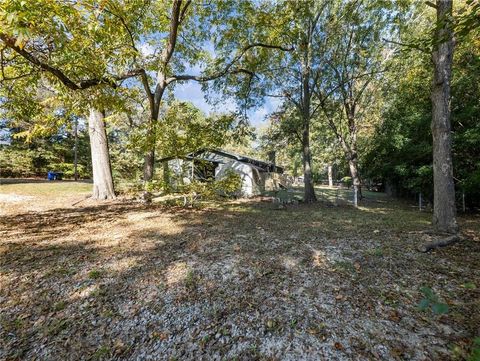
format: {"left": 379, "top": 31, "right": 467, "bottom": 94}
{"left": 158, "top": 148, "right": 284, "bottom": 174}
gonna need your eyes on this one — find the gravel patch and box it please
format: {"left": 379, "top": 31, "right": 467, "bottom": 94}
{"left": 1, "top": 198, "right": 479, "bottom": 360}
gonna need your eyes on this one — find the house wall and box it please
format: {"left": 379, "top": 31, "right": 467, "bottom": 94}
{"left": 215, "top": 160, "right": 266, "bottom": 197}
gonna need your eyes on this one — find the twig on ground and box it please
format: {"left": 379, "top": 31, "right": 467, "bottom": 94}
{"left": 72, "top": 195, "right": 90, "bottom": 206}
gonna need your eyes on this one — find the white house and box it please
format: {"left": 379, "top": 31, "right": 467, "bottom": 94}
{"left": 160, "top": 149, "right": 287, "bottom": 197}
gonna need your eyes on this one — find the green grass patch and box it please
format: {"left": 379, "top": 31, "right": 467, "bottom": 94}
{"left": 0, "top": 180, "right": 91, "bottom": 197}
{"left": 88, "top": 269, "right": 104, "bottom": 280}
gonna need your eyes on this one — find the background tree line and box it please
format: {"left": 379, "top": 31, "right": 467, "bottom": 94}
{"left": 0, "top": 0, "right": 479, "bottom": 234}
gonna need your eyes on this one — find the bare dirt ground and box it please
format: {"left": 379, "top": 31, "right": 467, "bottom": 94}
{"left": 1, "top": 182, "right": 479, "bottom": 360}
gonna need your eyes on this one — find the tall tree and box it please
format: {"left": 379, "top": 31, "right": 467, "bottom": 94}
{"left": 111, "top": 0, "right": 292, "bottom": 185}
{"left": 429, "top": 0, "right": 458, "bottom": 233}
{"left": 212, "top": 0, "right": 335, "bottom": 202}
{"left": 365, "top": 1, "right": 480, "bottom": 212}
{"left": 314, "top": 0, "right": 395, "bottom": 206}
{"left": 95, "top": 0, "right": 286, "bottom": 188}
{"left": 0, "top": 0, "right": 140, "bottom": 199}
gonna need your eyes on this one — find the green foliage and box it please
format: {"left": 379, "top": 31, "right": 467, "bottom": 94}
{"left": 176, "top": 169, "right": 242, "bottom": 206}
{"left": 418, "top": 287, "right": 449, "bottom": 315}
{"left": 143, "top": 180, "right": 164, "bottom": 194}
{"left": 51, "top": 163, "right": 88, "bottom": 178}
{"left": 0, "top": 124, "right": 91, "bottom": 178}
{"left": 468, "top": 338, "right": 480, "bottom": 361}
{"left": 0, "top": 147, "right": 35, "bottom": 177}
{"left": 87, "top": 269, "right": 103, "bottom": 280}
{"left": 154, "top": 101, "right": 242, "bottom": 160}
{"left": 214, "top": 169, "right": 242, "bottom": 197}
{"left": 341, "top": 176, "right": 352, "bottom": 188}
{"left": 365, "top": 27, "right": 480, "bottom": 206}
{"left": 184, "top": 269, "right": 199, "bottom": 291}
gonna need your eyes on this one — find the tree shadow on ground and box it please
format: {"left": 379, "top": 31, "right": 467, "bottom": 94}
{"left": 1, "top": 199, "right": 479, "bottom": 360}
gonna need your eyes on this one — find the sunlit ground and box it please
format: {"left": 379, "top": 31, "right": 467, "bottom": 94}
{"left": 1, "top": 180, "right": 479, "bottom": 360}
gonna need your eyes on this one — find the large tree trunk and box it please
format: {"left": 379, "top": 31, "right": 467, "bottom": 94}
{"left": 348, "top": 154, "right": 361, "bottom": 207}
{"left": 142, "top": 88, "right": 163, "bottom": 183}
{"left": 431, "top": 0, "right": 458, "bottom": 234}
{"left": 88, "top": 108, "right": 115, "bottom": 200}
{"left": 299, "top": 36, "right": 316, "bottom": 204}
{"left": 328, "top": 113, "right": 362, "bottom": 207}
{"left": 302, "top": 120, "right": 317, "bottom": 203}
{"left": 73, "top": 116, "right": 78, "bottom": 181}
{"left": 143, "top": 149, "right": 155, "bottom": 182}
{"left": 328, "top": 164, "right": 333, "bottom": 188}
{"left": 143, "top": 114, "right": 157, "bottom": 182}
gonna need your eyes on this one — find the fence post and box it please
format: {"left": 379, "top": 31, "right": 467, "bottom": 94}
{"left": 418, "top": 192, "right": 422, "bottom": 211}
{"left": 462, "top": 191, "right": 466, "bottom": 213}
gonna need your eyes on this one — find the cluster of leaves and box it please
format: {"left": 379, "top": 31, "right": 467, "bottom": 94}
{"left": 468, "top": 337, "right": 480, "bottom": 361}
{"left": 153, "top": 101, "right": 244, "bottom": 160}
{"left": 213, "top": 169, "right": 243, "bottom": 197}
{"left": 418, "top": 286, "right": 449, "bottom": 315}
{"left": 182, "top": 169, "right": 242, "bottom": 200}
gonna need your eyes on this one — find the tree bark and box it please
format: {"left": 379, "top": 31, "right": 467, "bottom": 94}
{"left": 142, "top": 85, "right": 163, "bottom": 183}
{"left": 327, "top": 116, "right": 362, "bottom": 206}
{"left": 299, "top": 32, "right": 317, "bottom": 204}
{"left": 142, "top": 100, "right": 161, "bottom": 183}
{"left": 302, "top": 119, "right": 317, "bottom": 203}
{"left": 73, "top": 116, "right": 78, "bottom": 181}
{"left": 328, "top": 164, "right": 333, "bottom": 188}
{"left": 348, "top": 154, "right": 361, "bottom": 207}
{"left": 143, "top": 148, "right": 155, "bottom": 182}
{"left": 163, "top": 161, "right": 171, "bottom": 192}
{"left": 431, "top": 0, "right": 458, "bottom": 234}
{"left": 88, "top": 108, "right": 115, "bottom": 200}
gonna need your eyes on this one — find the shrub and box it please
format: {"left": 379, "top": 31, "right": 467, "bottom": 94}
{"left": 51, "top": 162, "right": 89, "bottom": 179}
{"left": 418, "top": 287, "right": 449, "bottom": 315}
{"left": 214, "top": 169, "right": 242, "bottom": 197}
{"left": 183, "top": 180, "right": 217, "bottom": 200}
{"left": 341, "top": 176, "right": 352, "bottom": 188}
{"left": 178, "top": 169, "right": 242, "bottom": 205}
{"left": 0, "top": 148, "right": 38, "bottom": 177}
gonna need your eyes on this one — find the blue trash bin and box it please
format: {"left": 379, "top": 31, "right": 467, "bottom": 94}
{"left": 47, "top": 171, "right": 56, "bottom": 180}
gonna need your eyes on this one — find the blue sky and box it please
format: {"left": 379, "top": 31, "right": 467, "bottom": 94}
{"left": 173, "top": 81, "right": 280, "bottom": 131}
{"left": 136, "top": 43, "right": 280, "bottom": 131}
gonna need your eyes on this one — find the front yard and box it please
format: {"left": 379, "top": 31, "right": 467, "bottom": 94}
{"left": 0, "top": 181, "right": 479, "bottom": 360}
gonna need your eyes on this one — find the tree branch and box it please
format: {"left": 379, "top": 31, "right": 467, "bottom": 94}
{"left": 168, "top": 42, "right": 293, "bottom": 84}
{"left": 382, "top": 37, "right": 429, "bottom": 53}
{"left": 0, "top": 33, "right": 142, "bottom": 90}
